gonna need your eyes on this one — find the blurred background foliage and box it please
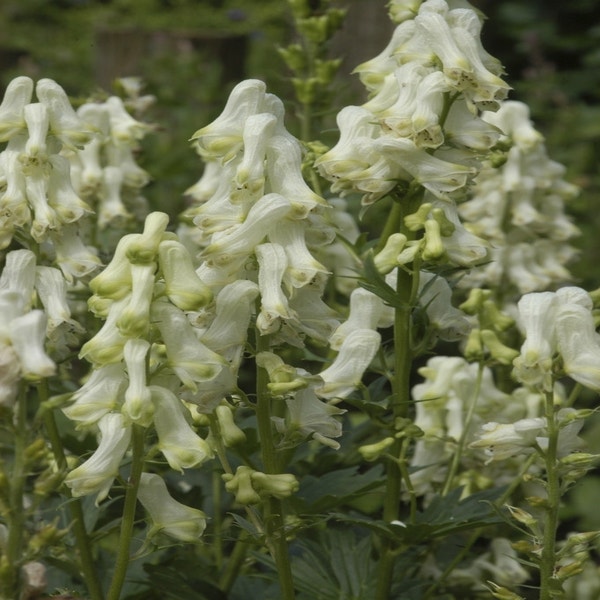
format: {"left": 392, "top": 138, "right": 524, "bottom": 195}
{"left": 3, "top": 0, "right": 598, "bottom": 288}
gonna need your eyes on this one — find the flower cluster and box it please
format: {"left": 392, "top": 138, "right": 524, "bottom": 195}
{"left": 458, "top": 101, "right": 580, "bottom": 296}
{"left": 316, "top": 0, "right": 509, "bottom": 206}
{"left": 63, "top": 212, "right": 218, "bottom": 508}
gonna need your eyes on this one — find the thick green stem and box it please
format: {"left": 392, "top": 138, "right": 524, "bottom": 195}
{"left": 539, "top": 388, "right": 561, "bottom": 600}
{"left": 38, "top": 383, "right": 104, "bottom": 600}
{"left": 255, "top": 332, "right": 295, "bottom": 600}
{"left": 106, "top": 424, "right": 146, "bottom": 600}
{"left": 1, "top": 384, "right": 28, "bottom": 598}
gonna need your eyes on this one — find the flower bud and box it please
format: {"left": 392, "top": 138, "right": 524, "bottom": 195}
{"left": 126, "top": 211, "right": 169, "bottom": 264}
{"left": 251, "top": 470, "right": 299, "bottom": 499}
{"left": 358, "top": 437, "right": 395, "bottom": 462}
{"left": 480, "top": 329, "right": 519, "bottom": 365}
{"left": 374, "top": 233, "right": 408, "bottom": 274}
{"left": 215, "top": 404, "right": 246, "bottom": 447}
{"left": 223, "top": 466, "right": 261, "bottom": 505}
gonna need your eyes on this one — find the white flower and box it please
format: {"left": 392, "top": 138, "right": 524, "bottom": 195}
{"left": 203, "top": 193, "right": 291, "bottom": 266}
{"left": 9, "top": 310, "right": 56, "bottom": 380}
{"left": 272, "top": 386, "right": 346, "bottom": 449}
{"left": 36, "top": 78, "right": 95, "bottom": 149}
{"left": 191, "top": 79, "right": 267, "bottom": 162}
{"left": 150, "top": 386, "right": 213, "bottom": 472}
{"left": 255, "top": 243, "right": 294, "bottom": 335}
{"left": 115, "top": 262, "right": 156, "bottom": 338}
{"left": 0, "top": 76, "right": 33, "bottom": 141}
{"left": 137, "top": 473, "right": 207, "bottom": 542}
{"left": 316, "top": 329, "right": 381, "bottom": 401}
{"left": 268, "top": 219, "right": 329, "bottom": 288}
{"left": 50, "top": 224, "right": 101, "bottom": 282}
{"left": 65, "top": 412, "right": 131, "bottom": 504}
{"left": 200, "top": 280, "right": 259, "bottom": 360}
{"left": 470, "top": 417, "right": 546, "bottom": 463}
{"left": 151, "top": 300, "right": 229, "bottom": 392}
{"left": 122, "top": 339, "right": 153, "bottom": 426}
{"left": 512, "top": 292, "right": 558, "bottom": 390}
{"left": 62, "top": 363, "right": 127, "bottom": 426}
{"left": 555, "top": 301, "right": 600, "bottom": 391}
{"left": 158, "top": 239, "right": 212, "bottom": 312}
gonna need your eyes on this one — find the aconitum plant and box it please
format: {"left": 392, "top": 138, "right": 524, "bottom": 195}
{"left": 0, "top": 1, "right": 598, "bottom": 599}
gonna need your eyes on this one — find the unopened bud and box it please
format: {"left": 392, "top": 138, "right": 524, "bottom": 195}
{"left": 404, "top": 203, "right": 432, "bottom": 232}
{"left": 480, "top": 329, "right": 519, "bottom": 365}
{"left": 358, "top": 437, "right": 395, "bottom": 462}
{"left": 215, "top": 405, "right": 246, "bottom": 447}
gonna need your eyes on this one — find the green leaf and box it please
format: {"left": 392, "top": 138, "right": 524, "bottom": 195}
{"left": 357, "top": 252, "right": 406, "bottom": 310}
{"left": 296, "top": 465, "right": 385, "bottom": 512}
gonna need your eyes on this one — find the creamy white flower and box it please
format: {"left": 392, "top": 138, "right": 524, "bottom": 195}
{"left": 512, "top": 292, "right": 558, "bottom": 390}
{"left": 0, "top": 76, "right": 33, "bottom": 141}
{"left": 203, "top": 193, "right": 291, "bottom": 266}
{"left": 65, "top": 412, "right": 131, "bottom": 504}
{"left": 137, "top": 473, "right": 207, "bottom": 542}
{"left": 191, "top": 79, "right": 267, "bottom": 162}
{"left": 36, "top": 78, "right": 95, "bottom": 149}
{"left": 255, "top": 242, "right": 294, "bottom": 335}
{"left": 470, "top": 417, "right": 546, "bottom": 463}
{"left": 234, "top": 112, "right": 276, "bottom": 198}
{"left": 0, "top": 248, "right": 36, "bottom": 305}
{"left": 97, "top": 166, "right": 132, "bottom": 228}
{"left": 158, "top": 239, "right": 212, "bottom": 312}
{"left": 9, "top": 310, "right": 56, "bottom": 380}
{"left": 272, "top": 385, "right": 346, "bottom": 449}
{"left": 268, "top": 219, "right": 329, "bottom": 288}
{"left": 316, "top": 329, "right": 381, "bottom": 400}
{"left": 116, "top": 262, "right": 156, "bottom": 338}
{"left": 200, "top": 280, "right": 259, "bottom": 359}
{"left": 266, "top": 135, "right": 326, "bottom": 217}
{"left": 151, "top": 300, "right": 229, "bottom": 392}
{"left": 23, "top": 102, "right": 50, "bottom": 159}
{"left": 62, "top": 363, "right": 127, "bottom": 426}
{"left": 555, "top": 301, "right": 600, "bottom": 391}
{"left": 50, "top": 224, "right": 101, "bottom": 282}
{"left": 126, "top": 211, "right": 170, "bottom": 265}
{"left": 150, "top": 386, "right": 213, "bottom": 471}
{"left": 79, "top": 295, "right": 130, "bottom": 365}
{"left": 122, "top": 338, "right": 153, "bottom": 426}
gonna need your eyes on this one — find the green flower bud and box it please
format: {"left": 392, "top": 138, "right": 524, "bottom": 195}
{"left": 215, "top": 404, "right": 246, "bottom": 447}
{"left": 459, "top": 288, "right": 491, "bottom": 315}
{"left": 480, "top": 329, "right": 519, "bottom": 365}
{"left": 422, "top": 219, "right": 445, "bottom": 261}
{"left": 464, "top": 328, "right": 484, "bottom": 361}
{"left": 223, "top": 466, "right": 261, "bottom": 505}
{"left": 278, "top": 44, "right": 307, "bottom": 72}
{"left": 358, "top": 437, "right": 395, "bottom": 462}
{"left": 404, "top": 202, "right": 432, "bottom": 232}
{"left": 374, "top": 233, "right": 408, "bottom": 274}
{"left": 481, "top": 300, "right": 515, "bottom": 331}
{"left": 314, "top": 58, "right": 342, "bottom": 85}
{"left": 431, "top": 207, "right": 455, "bottom": 237}
{"left": 251, "top": 471, "right": 299, "bottom": 499}
{"left": 125, "top": 211, "right": 169, "bottom": 265}
{"left": 292, "top": 77, "right": 319, "bottom": 105}
{"left": 488, "top": 582, "right": 525, "bottom": 600}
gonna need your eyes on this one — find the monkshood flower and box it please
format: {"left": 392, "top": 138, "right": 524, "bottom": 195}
{"left": 272, "top": 385, "right": 346, "bottom": 449}
{"left": 137, "top": 473, "right": 207, "bottom": 542}
{"left": 64, "top": 412, "right": 131, "bottom": 504}
{"left": 513, "top": 287, "right": 600, "bottom": 392}
{"left": 470, "top": 409, "right": 584, "bottom": 464}
{"left": 0, "top": 251, "right": 56, "bottom": 404}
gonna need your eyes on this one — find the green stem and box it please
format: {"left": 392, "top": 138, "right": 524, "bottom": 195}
{"left": 375, "top": 261, "right": 415, "bottom": 600}
{"left": 539, "top": 387, "right": 561, "bottom": 600}
{"left": 38, "top": 383, "right": 103, "bottom": 600}
{"left": 218, "top": 530, "right": 250, "bottom": 592}
{"left": 441, "top": 361, "right": 484, "bottom": 496}
{"left": 2, "top": 383, "right": 28, "bottom": 598}
{"left": 255, "top": 332, "right": 295, "bottom": 600}
{"left": 106, "top": 424, "right": 146, "bottom": 600}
